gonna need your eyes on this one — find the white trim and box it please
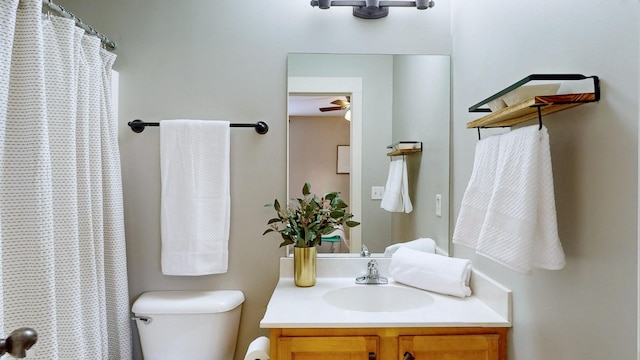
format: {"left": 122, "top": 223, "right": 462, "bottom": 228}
{"left": 288, "top": 77, "right": 363, "bottom": 254}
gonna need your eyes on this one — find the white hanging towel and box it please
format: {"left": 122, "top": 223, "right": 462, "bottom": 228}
{"left": 452, "top": 134, "right": 501, "bottom": 249}
{"left": 380, "top": 156, "right": 413, "bottom": 213}
{"left": 160, "top": 119, "right": 231, "bottom": 275}
{"left": 476, "top": 125, "right": 565, "bottom": 274}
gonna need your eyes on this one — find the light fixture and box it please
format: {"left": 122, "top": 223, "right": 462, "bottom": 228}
{"left": 310, "top": 0, "right": 435, "bottom": 19}
{"left": 344, "top": 109, "right": 352, "bottom": 121}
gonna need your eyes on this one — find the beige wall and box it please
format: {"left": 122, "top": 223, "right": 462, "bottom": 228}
{"left": 289, "top": 115, "right": 351, "bottom": 253}
{"left": 55, "top": 0, "right": 452, "bottom": 358}
{"left": 288, "top": 115, "right": 351, "bottom": 232}
{"left": 52, "top": 0, "right": 639, "bottom": 358}
{"left": 289, "top": 115, "right": 350, "bottom": 198}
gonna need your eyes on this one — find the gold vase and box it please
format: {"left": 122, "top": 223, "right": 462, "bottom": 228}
{"left": 294, "top": 246, "right": 317, "bottom": 287}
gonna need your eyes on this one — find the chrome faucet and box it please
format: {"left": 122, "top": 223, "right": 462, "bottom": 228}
{"left": 360, "top": 244, "right": 371, "bottom": 257}
{"left": 356, "top": 259, "right": 388, "bottom": 285}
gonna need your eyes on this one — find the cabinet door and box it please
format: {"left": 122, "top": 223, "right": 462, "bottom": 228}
{"left": 278, "top": 335, "right": 379, "bottom": 360}
{"left": 399, "top": 335, "right": 500, "bottom": 360}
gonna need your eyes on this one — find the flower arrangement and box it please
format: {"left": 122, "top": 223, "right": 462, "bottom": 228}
{"left": 263, "top": 183, "right": 360, "bottom": 248}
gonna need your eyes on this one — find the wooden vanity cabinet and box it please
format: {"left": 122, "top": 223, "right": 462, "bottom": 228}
{"left": 270, "top": 327, "right": 507, "bottom": 360}
{"left": 276, "top": 335, "right": 378, "bottom": 360}
{"left": 400, "top": 334, "right": 501, "bottom": 359}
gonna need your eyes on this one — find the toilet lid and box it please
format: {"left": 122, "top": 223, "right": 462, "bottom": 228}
{"left": 132, "top": 290, "right": 244, "bottom": 314}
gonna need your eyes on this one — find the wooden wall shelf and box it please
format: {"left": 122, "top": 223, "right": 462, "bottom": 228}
{"left": 386, "top": 141, "right": 422, "bottom": 156}
{"left": 387, "top": 148, "right": 422, "bottom": 156}
{"left": 466, "top": 93, "right": 597, "bottom": 129}
{"left": 467, "top": 74, "right": 600, "bottom": 130}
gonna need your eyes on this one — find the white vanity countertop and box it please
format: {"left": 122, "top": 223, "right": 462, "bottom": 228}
{"left": 260, "top": 257, "right": 512, "bottom": 329}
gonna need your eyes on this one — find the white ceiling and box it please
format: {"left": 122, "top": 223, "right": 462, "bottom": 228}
{"left": 288, "top": 95, "right": 349, "bottom": 117}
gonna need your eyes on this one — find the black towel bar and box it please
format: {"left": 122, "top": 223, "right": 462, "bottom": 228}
{"left": 127, "top": 119, "right": 269, "bottom": 135}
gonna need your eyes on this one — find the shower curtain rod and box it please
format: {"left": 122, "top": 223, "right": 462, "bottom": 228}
{"left": 42, "top": 0, "right": 117, "bottom": 50}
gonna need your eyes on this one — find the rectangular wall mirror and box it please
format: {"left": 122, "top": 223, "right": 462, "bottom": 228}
{"left": 287, "top": 53, "right": 451, "bottom": 256}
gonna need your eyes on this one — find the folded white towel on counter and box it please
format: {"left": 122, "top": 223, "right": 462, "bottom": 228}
{"left": 389, "top": 247, "right": 472, "bottom": 298}
{"left": 383, "top": 238, "right": 436, "bottom": 257}
{"left": 380, "top": 157, "right": 413, "bottom": 213}
{"left": 452, "top": 134, "right": 501, "bottom": 249}
{"left": 476, "top": 125, "right": 565, "bottom": 274}
{"left": 160, "top": 119, "right": 231, "bottom": 276}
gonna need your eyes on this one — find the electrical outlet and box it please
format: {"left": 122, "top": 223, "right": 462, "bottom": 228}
{"left": 371, "top": 186, "right": 384, "bottom": 200}
{"left": 435, "top": 194, "right": 442, "bottom": 217}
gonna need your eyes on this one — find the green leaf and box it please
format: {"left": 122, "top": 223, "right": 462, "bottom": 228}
{"left": 279, "top": 238, "right": 294, "bottom": 247}
{"left": 267, "top": 218, "right": 281, "bottom": 225}
{"left": 263, "top": 228, "right": 276, "bottom": 235}
{"left": 319, "top": 228, "right": 336, "bottom": 235}
{"left": 302, "top": 183, "right": 311, "bottom": 196}
{"left": 308, "top": 198, "right": 320, "bottom": 210}
{"left": 332, "top": 198, "right": 348, "bottom": 209}
{"left": 345, "top": 220, "right": 360, "bottom": 227}
{"left": 324, "top": 192, "right": 338, "bottom": 201}
{"left": 273, "top": 199, "right": 281, "bottom": 212}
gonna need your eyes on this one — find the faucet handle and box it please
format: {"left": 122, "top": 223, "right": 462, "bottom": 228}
{"left": 361, "top": 244, "right": 371, "bottom": 257}
{"left": 367, "top": 260, "right": 379, "bottom": 276}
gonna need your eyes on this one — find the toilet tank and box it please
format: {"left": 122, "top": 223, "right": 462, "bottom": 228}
{"left": 132, "top": 290, "right": 244, "bottom": 360}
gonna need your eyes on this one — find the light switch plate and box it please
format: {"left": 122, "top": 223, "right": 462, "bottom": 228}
{"left": 371, "top": 186, "right": 384, "bottom": 200}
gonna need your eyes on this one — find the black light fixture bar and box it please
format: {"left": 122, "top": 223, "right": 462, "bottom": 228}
{"left": 311, "top": 1, "right": 421, "bottom": 6}
{"left": 310, "top": 0, "right": 435, "bottom": 19}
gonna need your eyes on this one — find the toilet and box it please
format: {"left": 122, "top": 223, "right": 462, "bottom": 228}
{"left": 132, "top": 290, "right": 244, "bottom": 360}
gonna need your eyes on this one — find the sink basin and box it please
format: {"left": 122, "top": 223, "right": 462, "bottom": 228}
{"left": 322, "top": 285, "right": 434, "bottom": 312}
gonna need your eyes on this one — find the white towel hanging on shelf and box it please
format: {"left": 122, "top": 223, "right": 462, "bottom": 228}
{"left": 380, "top": 156, "right": 413, "bottom": 213}
{"left": 453, "top": 125, "right": 565, "bottom": 275}
{"left": 452, "top": 134, "right": 501, "bottom": 249}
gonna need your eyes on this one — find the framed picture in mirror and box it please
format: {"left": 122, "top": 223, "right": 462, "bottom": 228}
{"left": 337, "top": 145, "right": 350, "bottom": 174}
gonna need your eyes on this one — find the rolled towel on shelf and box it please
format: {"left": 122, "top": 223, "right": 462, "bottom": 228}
{"left": 389, "top": 247, "right": 472, "bottom": 298}
{"left": 383, "top": 238, "right": 436, "bottom": 257}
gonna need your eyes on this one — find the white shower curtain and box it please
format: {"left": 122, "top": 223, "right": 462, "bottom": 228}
{"left": 0, "top": 0, "right": 131, "bottom": 359}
